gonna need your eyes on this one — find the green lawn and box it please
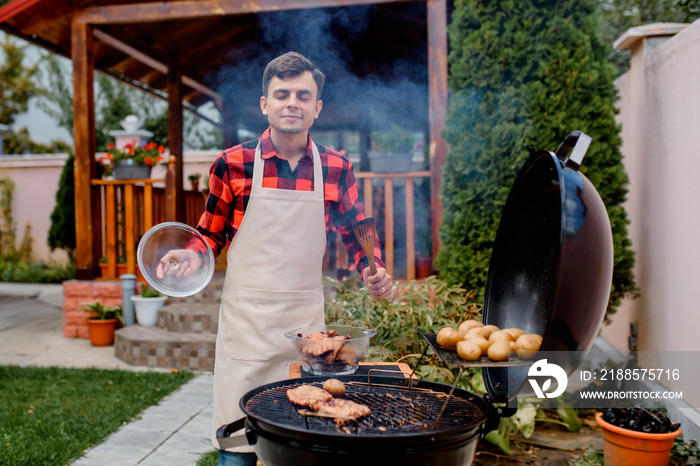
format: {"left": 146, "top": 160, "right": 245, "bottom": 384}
{"left": 0, "top": 365, "right": 195, "bottom": 465}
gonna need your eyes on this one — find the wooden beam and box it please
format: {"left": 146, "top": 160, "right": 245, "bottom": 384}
{"left": 93, "top": 29, "right": 224, "bottom": 109}
{"left": 72, "top": 16, "right": 98, "bottom": 280}
{"left": 166, "top": 67, "right": 184, "bottom": 222}
{"left": 427, "top": 0, "right": 447, "bottom": 262}
{"left": 79, "top": 0, "right": 417, "bottom": 24}
{"left": 0, "top": 0, "right": 45, "bottom": 24}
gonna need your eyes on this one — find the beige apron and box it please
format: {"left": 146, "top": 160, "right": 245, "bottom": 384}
{"left": 211, "top": 141, "right": 326, "bottom": 452}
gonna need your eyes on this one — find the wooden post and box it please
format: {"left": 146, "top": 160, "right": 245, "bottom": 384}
{"left": 164, "top": 156, "right": 178, "bottom": 221}
{"left": 405, "top": 177, "right": 416, "bottom": 280}
{"left": 143, "top": 184, "right": 154, "bottom": 230}
{"left": 363, "top": 179, "right": 373, "bottom": 218}
{"left": 72, "top": 14, "right": 98, "bottom": 279}
{"left": 124, "top": 184, "right": 135, "bottom": 273}
{"left": 383, "top": 178, "right": 394, "bottom": 278}
{"left": 167, "top": 67, "right": 184, "bottom": 221}
{"left": 427, "top": 0, "right": 448, "bottom": 262}
{"left": 105, "top": 185, "right": 117, "bottom": 279}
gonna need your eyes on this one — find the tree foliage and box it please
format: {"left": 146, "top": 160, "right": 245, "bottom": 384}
{"left": 48, "top": 154, "right": 76, "bottom": 263}
{"left": 598, "top": 0, "right": 700, "bottom": 75}
{"left": 0, "top": 35, "right": 39, "bottom": 127}
{"left": 0, "top": 34, "right": 58, "bottom": 154}
{"left": 436, "top": 0, "right": 637, "bottom": 321}
{"left": 38, "top": 54, "right": 221, "bottom": 151}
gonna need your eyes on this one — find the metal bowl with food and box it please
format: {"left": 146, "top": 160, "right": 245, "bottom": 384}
{"left": 284, "top": 324, "right": 377, "bottom": 376}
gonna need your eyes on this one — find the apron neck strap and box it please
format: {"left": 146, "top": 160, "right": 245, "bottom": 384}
{"left": 253, "top": 140, "right": 323, "bottom": 195}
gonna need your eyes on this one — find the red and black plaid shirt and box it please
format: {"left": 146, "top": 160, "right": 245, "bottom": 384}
{"left": 196, "top": 127, "right": 384, "bottom": 275}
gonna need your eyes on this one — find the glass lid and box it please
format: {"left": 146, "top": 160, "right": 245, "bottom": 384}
{"left": 137, "top": 222, "right": 215, "bottom": 297}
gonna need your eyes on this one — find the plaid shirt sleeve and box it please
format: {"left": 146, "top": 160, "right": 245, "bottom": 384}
{"left": 195, "top": 142, "right": 252, "bottom": 257}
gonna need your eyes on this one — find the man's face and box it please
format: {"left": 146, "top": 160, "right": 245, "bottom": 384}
{"left": 260, "top": 71, "right": 322, "bottom": 135}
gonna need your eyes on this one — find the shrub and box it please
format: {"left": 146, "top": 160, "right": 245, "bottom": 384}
{"left": 436, "top": 0, "right": 637, "bottom": 322}
{"left": 48, "top": 153, "right": 76, "bottom": 262}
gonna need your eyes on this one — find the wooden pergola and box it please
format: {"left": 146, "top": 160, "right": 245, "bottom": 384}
{"left": 0, "top": 0, "right": 449, "bottom": 280}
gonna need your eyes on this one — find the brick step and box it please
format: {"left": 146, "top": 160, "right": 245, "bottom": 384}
{"left": 157, "top": 302, "right": 219, "bottom": 334}
{"left": 115, "top": 325, "right": 216, "bottom": 371}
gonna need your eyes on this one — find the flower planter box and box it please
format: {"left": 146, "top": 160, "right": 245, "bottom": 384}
{"left": 368, "top": 150, "right": 413, "bottom": 174}
{"left": 113, "top": 159, "right": 152, "bottom": 179}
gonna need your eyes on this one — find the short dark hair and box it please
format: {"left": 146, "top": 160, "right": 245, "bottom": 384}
{"left": 262, "top": 52, "right": 325, "bottom": 100}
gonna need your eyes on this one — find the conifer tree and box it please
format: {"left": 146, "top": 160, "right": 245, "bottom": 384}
{"left": 436, "top": 0, "right": 637, "bottom": 320}
{"left": 48, "top": 154, "right": 76, "bottom": 263}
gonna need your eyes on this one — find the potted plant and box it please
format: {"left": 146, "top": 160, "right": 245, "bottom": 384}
{"left": 369, "top": 125, "right": 417, "bottom": 174}
{"left": 81, "top": 302, "right": 124, "bottom": 346}
{"left": 99, "top": 141, "right": 167, "bottom": 179}
{"left": 188, "top": 173, "right": 201, "bottom": 191}
{"left": 201, "top": 175, "right": 210, "bottom": 198}
{"left": 596, "top": 408, "right": 682, "bottom": 466}
{"left": 130, "top": 282, "right": 167, "bottom": 327}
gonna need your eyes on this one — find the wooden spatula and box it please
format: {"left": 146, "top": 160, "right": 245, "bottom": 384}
{"left": 353, "top": 217, "right": 377, "bottom": 275}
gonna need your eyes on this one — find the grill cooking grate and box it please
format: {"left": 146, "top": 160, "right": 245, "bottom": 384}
{"left": 244, "top": 381, "right": 486, "bottom": 435}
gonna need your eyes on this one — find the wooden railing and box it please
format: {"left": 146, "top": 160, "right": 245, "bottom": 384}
{"left": 92, "top": 171, "right": 433, "bottom": 281}
{"left": 327, "top": 170, "right": 433, "bottom": 281}
{"left": 91, "top": 178, "right": 205, "bottom": 280}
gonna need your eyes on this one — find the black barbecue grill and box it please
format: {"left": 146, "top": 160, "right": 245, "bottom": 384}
{"left": 219, "top": 374, "right": 492, "bottom": 466}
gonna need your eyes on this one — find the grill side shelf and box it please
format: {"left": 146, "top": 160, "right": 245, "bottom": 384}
{"left": 417, "top": 328, "right": 533, "bottom": 368}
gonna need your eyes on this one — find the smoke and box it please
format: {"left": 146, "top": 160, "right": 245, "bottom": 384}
{"left": 209, "top": 4, "right": 428, "bottom": 135}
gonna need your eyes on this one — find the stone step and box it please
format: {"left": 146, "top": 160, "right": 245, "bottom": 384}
{"left": 158, "top": 302, "right": 219, "bottom": 334}
{"left": 115, "top": 325, "right": 216, "bottom": 371}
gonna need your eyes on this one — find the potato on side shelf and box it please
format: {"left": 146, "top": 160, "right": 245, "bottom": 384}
{"left": 514, "top": 334, "right": 543, "bottom": 359}
{"left": 465, "top": 326, "right": 492, "bottom": 340}
{"left": 436, "top": 327, "right": 463, "bottom": 351}
{"left": 487, "top": 340, "right": 511, "bottom": 361}
{"left": 456, "top": 340, "right": 481, "bottom": 361}
{"left": 503, "top": 328, "right": 526, "bottom": 340}
{"left": 488, "top": 330, "right": 514, "bottom": 343}
{"left": 457, "top": 320, "right": 484, "bottom": 336}
{"left": 465, "top": 335, "right": 491, "bottom": 356}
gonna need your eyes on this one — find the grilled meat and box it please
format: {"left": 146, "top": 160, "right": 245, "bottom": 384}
{"left": 298, "top": 335, "right": 347, "bottom": 357}
{"left": 309, "top": 397, "right": 371, "bottom": 419}
{"left": 296, "top": 330, "right": 355, "bottom": 369}
{"left": 286, "top": 384, "right": 333, "bottom": 407}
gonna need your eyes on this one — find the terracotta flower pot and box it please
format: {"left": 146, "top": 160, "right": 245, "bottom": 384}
{"left": 596, "top": 412, "right": 681, "bottom": 466}
{"left": 86, "top": 318, "right": 118, "bottom": 346}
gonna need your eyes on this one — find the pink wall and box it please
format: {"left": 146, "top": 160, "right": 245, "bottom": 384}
{"left": 603, "top": 21, "right": 700, "bottom": 354}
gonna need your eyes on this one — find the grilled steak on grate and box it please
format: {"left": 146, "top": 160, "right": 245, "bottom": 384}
{"left": 309, "top": 397, "right": 371, "bottom": 419}
{"left": 286, "top": 384, "right": 333, "bottom": 407}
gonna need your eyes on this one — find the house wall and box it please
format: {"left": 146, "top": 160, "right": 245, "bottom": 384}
{"left": 0, "top": 154, "right": 70, "bottom": 265}
{"left": 602, "top": 19, "right": 700, "bottom": 355}
{"left": 602, "top": 20, "right": 700, "bottom": 410}
{"left": 0, "top": 151, "right": 219, "bottom": 266}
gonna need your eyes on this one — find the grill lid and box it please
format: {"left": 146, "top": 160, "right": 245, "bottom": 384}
{"left": 481, "top": 131, "right": 614, "bottom": 402}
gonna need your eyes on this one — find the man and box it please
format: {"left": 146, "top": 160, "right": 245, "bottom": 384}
{"left": 158, "top": 51, "right": 392, "bottom": 466}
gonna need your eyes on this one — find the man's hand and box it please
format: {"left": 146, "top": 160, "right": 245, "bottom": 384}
{"left": 155, "top": 249, "right": 203, "bottom": 280}
{"left": 362, "top": 266, "right": 393, "bottom": 300}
